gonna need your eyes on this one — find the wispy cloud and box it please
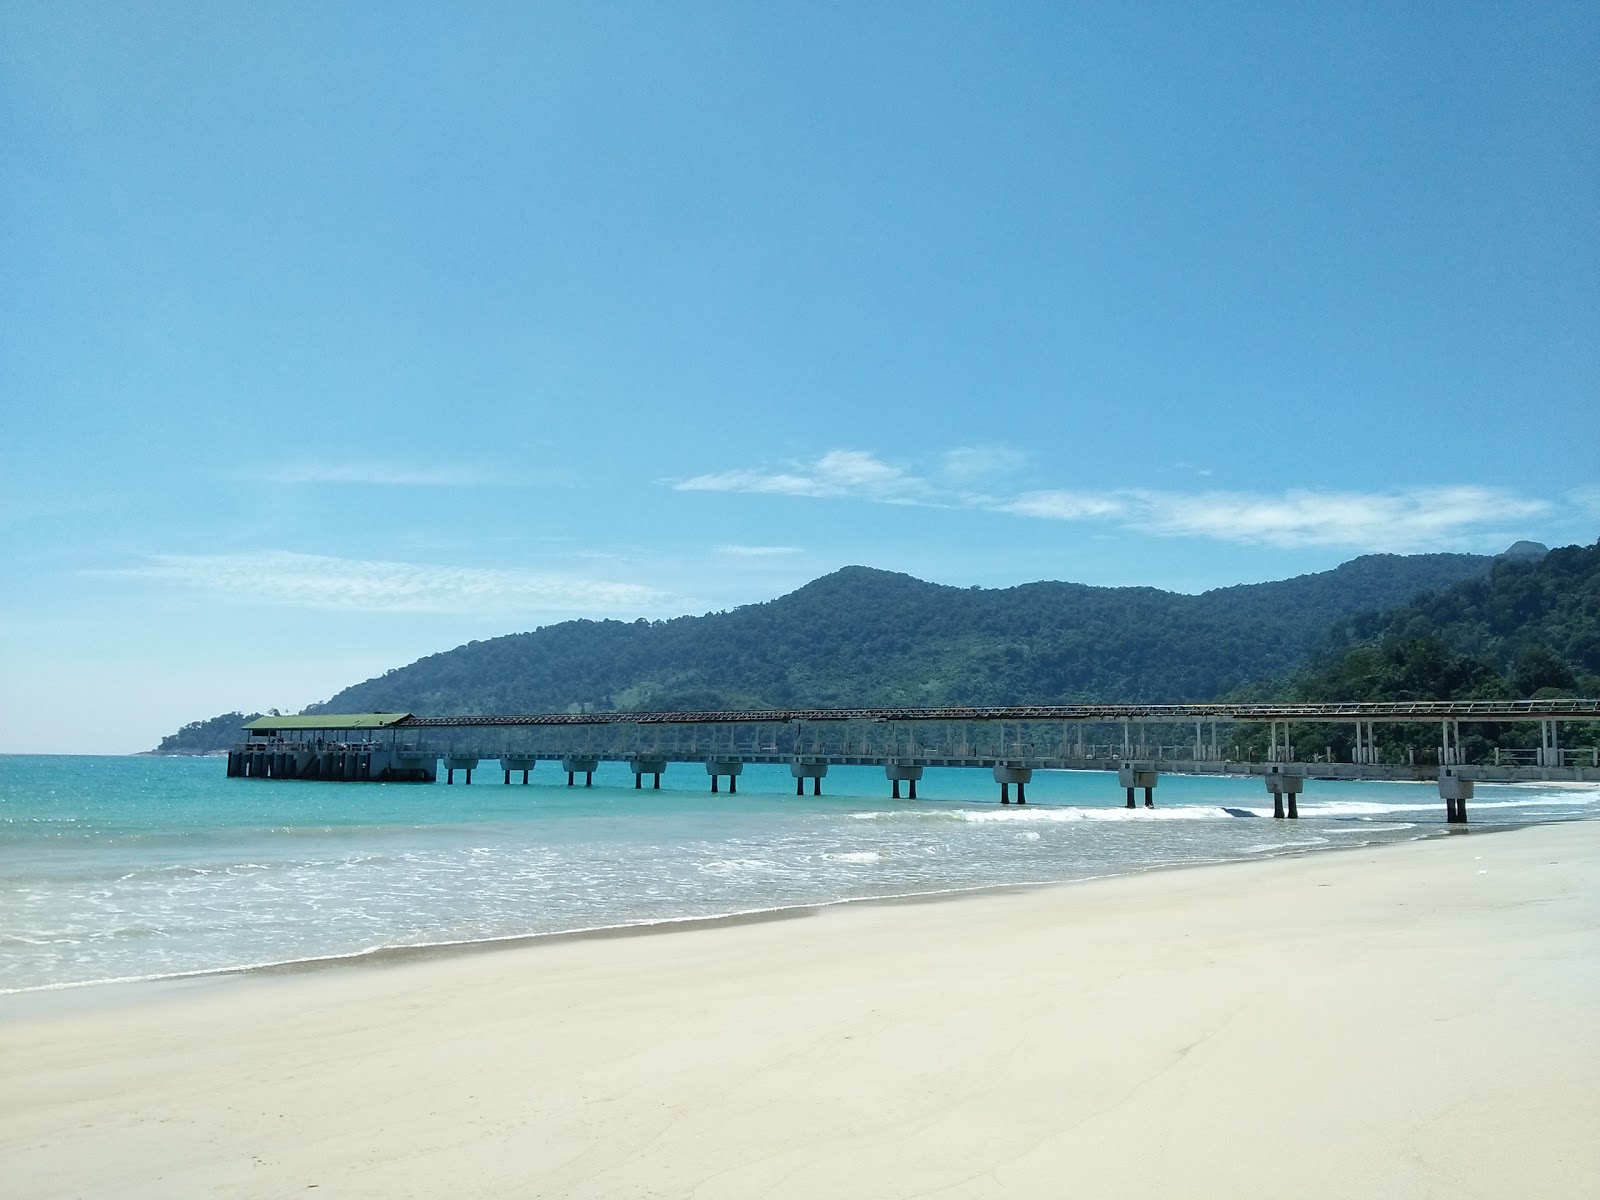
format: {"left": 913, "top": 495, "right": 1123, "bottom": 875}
{"left": 255, "top": 462, "right": 516, "bottom": 487}
{"left": 1567, "top": 486, "right": 1600, "bottom": 522}
{"left": 677, "top": 449, "right": 930, "bottom": 503}
{"left": 101, "top": 551, "right": 667, "bottom": 615}
{"left": 714, "top": 544, "right": 803, "bottom": 557}
{"left": 672, "top": 446, "right": 1556, "bottom": 553}
{"left": 1127, "top": 486, "right": 1546, "bottom": 549}
{"left": 939, "top": 444, "right": 1031, "bottom": 481}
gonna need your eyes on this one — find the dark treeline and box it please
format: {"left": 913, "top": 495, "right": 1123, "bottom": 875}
{"left": 1230, "top": 539, "right": 1600, "bottom": 762}
{"left": 306, "top": 552, "right": 1491, "bottom": 716}
{"left": 151, "top": 711, "right": 266, "bottom": 755}
{"left": 153, "top": 542, "right": 1600, "bottom": 760}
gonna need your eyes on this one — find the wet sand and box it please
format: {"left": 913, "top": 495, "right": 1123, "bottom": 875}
{"left": 3, "top": 822, "right": 1596, "bottom": 1198}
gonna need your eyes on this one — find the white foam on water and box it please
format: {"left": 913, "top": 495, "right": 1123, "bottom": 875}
{"left": 823, "top": 851, "right": 882, "bottom": 864}
{"left": 1237, "top": 837, "right": 1331, "bottom": 854}
{"left": 954, "top": 805, "right": 1232, "bottom": 823}
{"left": 697, "top": 857, "right": 778, "bottom": 875}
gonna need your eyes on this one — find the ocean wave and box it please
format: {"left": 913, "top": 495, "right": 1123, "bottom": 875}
{"left": 822, "top": 851, "right": 882, "bottom": 864}
{"left": 1238, "top": 837, "right": 1330, "bottom": 854}
{"left": 698, "top": 857, "right": 778, "bottom": 875}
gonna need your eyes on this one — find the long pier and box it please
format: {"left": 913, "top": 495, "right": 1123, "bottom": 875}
{"left": 229, "top": 700, "right": 1600, "bottom": 825}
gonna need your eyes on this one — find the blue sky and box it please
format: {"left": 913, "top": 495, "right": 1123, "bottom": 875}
{"left": 3, "top": 2, "right": 1596, "bottom": 753}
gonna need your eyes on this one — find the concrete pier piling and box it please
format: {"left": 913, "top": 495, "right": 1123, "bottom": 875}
{"left": 1265, "top": 766, "right": 1305, "bottom": 819}
{"left": 885, "top": 763, "right": 923, "bottom": 800}
{"left": 706, "top": 759, "right": 743, "bottom": 794}
{"left": 1440, "top": 767, "right": 1473, "bottom": 825}
{"left": 993, "top": 764, "right": 1032, "bottom": 805}
{"left": 629, "top": 759, "right": 667, "bottom": 791}
{"left": 790, "top": 761, "right": 828, "bottom": 796}
{"left": 560, "top": 758, "right": 599, "bottom": 788}
{"left": 445, "top": 756, "right": 479, "bottom": 785}
{"left": 1118, "top": 762, "right": 1158, "bottom": 809}
{"left": 499, "top": 757, "right": 535, "bottom": 785}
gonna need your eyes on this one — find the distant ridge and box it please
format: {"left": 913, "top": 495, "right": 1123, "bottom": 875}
{"left": 303, "top": 551, "right": 1493, "bottom": 718}
{"left": 1498, "top": 539, "right": 1550, "bottom": 560}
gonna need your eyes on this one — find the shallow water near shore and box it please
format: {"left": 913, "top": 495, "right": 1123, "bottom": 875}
{"left": 3, "top": 754, "right": 1596, "bottom": 993}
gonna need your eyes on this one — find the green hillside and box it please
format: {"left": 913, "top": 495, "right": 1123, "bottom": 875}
{"left": 1232, "top": 539, "right": 1600, "bottom": 762}
{"left": 1294, "top": 538, "right": 1600, "bottom": 703}
{"left": 150, "top": 711, "right": 265, "bottom": 756}
{"left": 307, "top": 551, "right": 1491, "bottom": 717}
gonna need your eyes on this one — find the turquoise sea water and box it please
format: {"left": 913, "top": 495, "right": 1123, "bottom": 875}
{"left": 3, "top": 754, "right": 1596, "bottom": 993}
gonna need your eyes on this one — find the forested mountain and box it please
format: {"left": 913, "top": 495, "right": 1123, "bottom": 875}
{"left": 306, "top": 552, "right": 1491, "bottom": 717}
{"left": 1223, "top": 538, "right": 1600, "bottom": 763}
{"left": 1290, "top": 539, "right": 1600, "bottom": 703}
{"left": 150, "top": 712, "right": 265, "bottom": 755}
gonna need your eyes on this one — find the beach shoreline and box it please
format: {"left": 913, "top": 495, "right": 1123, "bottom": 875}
{"left": 1, "top": 815, "right": 1556, "bottom": 1007}
{"left": 4, "top": 819, "right": 1597, "bottom": 1198}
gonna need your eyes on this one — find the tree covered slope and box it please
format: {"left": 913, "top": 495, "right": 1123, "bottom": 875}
{"left": 1292, "top": 539, "right": 1600, "bottom": 702}
{"left": 306, "top": 552, "right": 1493, "bottom": 717}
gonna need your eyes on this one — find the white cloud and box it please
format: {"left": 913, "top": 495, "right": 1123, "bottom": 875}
{"left": 255, "top": 462, "right": 512, "bottom": 487}
{"left": 1000, "top": 490, "right": 1130, "bottom": 521}
{"left": 671, "top": 445, "right": 1559, "bottom": 553}
{"left": 714, "top": 544, "right": 803, "bottom": 557}
{"left": 101, "top": 551, "right": 667, "bottom": 615}
{"left": 1125, "top": 486, "right": 1547, "bottom": 550}
{"left": 940, "top": 444, "right": 1031, "bottom": 481}
{"left": 1567, "top": 485, "right": 1600, "bottom": 521}
{"left": 676, "top": 449, "right": 928, "bottom": 503}
{"left": 1003, "top": 485, "right": 1547, "bottom": 551}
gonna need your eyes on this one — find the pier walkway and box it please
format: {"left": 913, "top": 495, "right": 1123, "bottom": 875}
{"left": 229, "top": 699, "right": 1600, "bottom": 824}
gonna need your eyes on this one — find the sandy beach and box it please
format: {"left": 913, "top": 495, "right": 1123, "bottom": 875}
{"left": 4, "top": 822, "right": 1597, "bottom": 1199}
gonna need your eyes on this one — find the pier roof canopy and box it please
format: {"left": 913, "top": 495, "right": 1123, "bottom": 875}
{"left": 244, "top": 713, "right": 412, "bottom": 732}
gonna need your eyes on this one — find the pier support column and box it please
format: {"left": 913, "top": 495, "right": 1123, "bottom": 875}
{"left": 993, "top": 764, "right": 1032, "bottom": 805}
{"left": 446, "top": 756, "right": 479, "bottom": 786}
{"left": 707, "top": 759, "right": 743, "bottom": 795}
{"left": 630, "top": 759, "right": 667, "bottom": 792}
{"left": 1118, "top": 762, "right": 1158, "bottom": 810}
{"left": 886, "top": 763, "right": 924, "bottom": 800}
{"left": 791, "top": 760, "right": 828, "bottom": 797}
{"left": 1440, "top": 768, "right": 1473, "bottom": 825}
{"left": 447, "top": 768, "right": 454, "bottom": 785}
{"left": 892, "top": 780, "right": 901, "bottom": 798}
{"left": 562, "top": 758, "right": 599, "bottom": 789}
{"left": 499, "top": 758, "right": 534, "bottom": 786}
{"left": 1265, "top": 767, "right": 1304, "bottom": 819}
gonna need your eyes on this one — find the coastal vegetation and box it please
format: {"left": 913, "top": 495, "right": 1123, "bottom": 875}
{"left": 153, "top": 540, "right": 1599, "bottom": 758}
{"left": 151, "top": 711, "right": 265, "bottom": 755}
{"left": 1236, "top": 538, "right": 1600, "bottom": 761}
{"left": 304, "top": 552, "right": 1491, "bottom": 716}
